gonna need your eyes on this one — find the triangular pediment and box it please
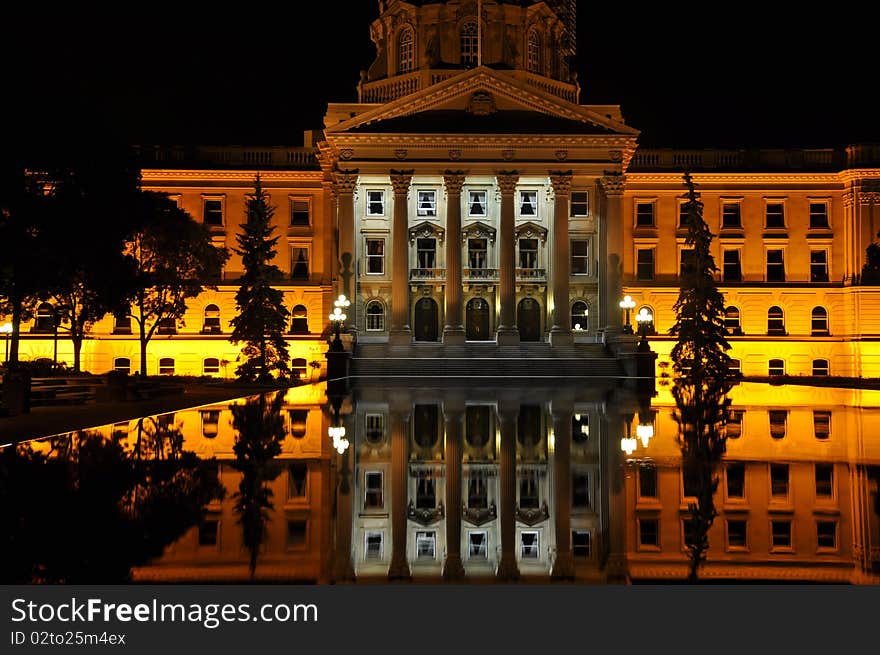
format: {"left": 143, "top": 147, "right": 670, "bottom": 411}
{"left": 514, "top": 221, "right": 548, "bottom": 243}
{"left": 408, "top": 220, "right": 445, "bottom": 244}
{"left": 325, "top": 67, "right": 638, "bottom": 137}
{"left": 462, "top": 220, "right": 497, "bottom": 242}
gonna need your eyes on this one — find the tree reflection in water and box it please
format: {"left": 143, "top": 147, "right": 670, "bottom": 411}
{"left": 0, "top": 417, "right": 224, "bottom": 584}
{"left": 230, "top": 391, "right": 286, "bottom": 579}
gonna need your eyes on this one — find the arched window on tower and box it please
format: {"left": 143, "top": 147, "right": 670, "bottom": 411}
{"left": 527, "top": 29, "right": 543, "bottom": 74}
{"left": 366, "top": 300, "right": 386, "bottom": 332}
{"left": 398, "top": 27, "right": 414, "bottom": 74}
{"left": 571, "top": 301, "right": 588, "bottom": 331}
{"left": 460, "top": 21, "right": 478, "bottom": 67}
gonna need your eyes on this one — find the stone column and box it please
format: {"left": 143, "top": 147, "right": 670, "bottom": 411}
{"left": 390, "top": 170, "right": 414, "bottom": 345}
{"left": 550, "top": 171, "right": 573, "bottom": 346}
{"left": 334, "top": 171, "right": 359, "bottom": 306}
{"left": 496, "top": 172, "right": 520, "bottom": 345}
{"left": 388, "top": 401, "right": 412, "bottom": 580}
{"left": 550, "top": 400, "right": 575, "bottom": 580}
{"left": 600, "top": 173, "right": 626, "bottom": 333}
{"left": 443, "top": 397, "right": 466, "bottom": 579}
{"left": 496, "top": 401, "right": 520, "bottom": 581}
{"left": 443, "top": 171, "right": 467, "bottom": 344}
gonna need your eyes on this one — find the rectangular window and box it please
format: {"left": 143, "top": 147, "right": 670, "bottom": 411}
{"left": 723, "top": 249, "right": 742, "bottom": 282}
{"left": 815, "top": 464, "right": 833, "bottom": 498}
{"left": 635, "top": 202, "right": 655, "bottom": 227}
{"left": 468, "top": 238, "right": 488, "bottom": 269}
{"left": 468, "top": 471, "right": 489, "bottom": 509}
{"left": 364, "top": 531, "right": 383, "bottom": 560}
{"left": 810, "top": 250, "right": 829, "bottom": 282}
{"left": 570, "top": 191, "right": 589, "bottom": 217}
{"left": 366, "top": 190, "right": 385, "bottom": 216}
{"left": 572, "top": 530, "right": 592, "bottom": 558}
{"left": 639, "top": 465, "right": 657, "bottom": 498}
{"left": 416, "top": 190, "right": 437, "bottom": 217}
{"left": 727, "top": 410, "right": 744, "bottom": 439}
{"left": 770, "top": 463, "right": 789, "bottom": 497}
{"left": 683, "top": 518, "right": 697, "bottom": 549}
{"left": 636, "top": 249, "right": 655, "bottom": 281}
{"left": 571, "top": 239, "right": 590, "bottom": 275}
{"left": 678, "top": 202, "right": 689, "bottom": 228}
{"left": 290, "top": 245, "right": 310, "bottom": 280}
{"left": 766, "top": 249, "right": 785, "bottom": 282}
{"left": 198, "top": 520, "right": 219, "bottom": 547}
{"left": 572, "top": 472, "right": 590, "bottom": 508}
{"left": 683, "top": 467, "right": 700, "bottom": 498}
{"left": 639, "top": 519, "right": 659, "bottom": 547}
{"left": 726, "top": 463, "right": 746, "bottom": 499}
{"left": 366, "top": 238, "right": 385, "bottom": 275}
{"left": 771, "top": 520, "right": 792, "bottom": 549}
{"left": 290, "top": 198, "right": 310, "bottom": 226}
{"left": 521, "top": 531, "right": 540, "bottom": 558}
{"left": 288, "top": 463, "right": 308, "bottom": 499}
{"left": 809, "top": 202, "right": 829, "bottom": 229}
{"left": 813, "top": 410, "right": 831, "bottom": 440}
{"left": 679, "top": 249, "right": 695, "bottom": 278}
{"left": 765, "top": 202, "right": 785, "bottom": 229}
{"left": 518, "top": 238, "right": 538, "bottom": 269}
{"left": 816, "top": 520, "right": 837, "bottom": 549}
{"left": 416, "top": 531, "right": 436, "bottom": 559}
{"left": 364, "top": 471, "right": 384, "bottom": 509}
{"left": 519, "top": 469, "right": 540, "bottom": 509}
{"left": 415, "top": 471, "right": 436, "bottom": 509}
{"left": 468, "top": 190, "right": 487, "bottom": 217}
{"left": 416, "top": 238, "right": 436, "bottom": 269}
{"left": 203, "top": 198, "right": 224, "bottom": 227}
{"left": 722, "top": 202, "right": 742, "bottom": 229}
{"left": 769, "top": 410, "right": 787, "bottom": 439}
{"left": 469, "top": 531, "right": 488, "bottom": 559}
{"left": 727, "top": 519, "right": 748, "bottom": 549}
{"left": 287, "top": 520, "right": 307, "bottom": 548}
{"left": 519, "top": 190, "right": 538, "bottom": 217}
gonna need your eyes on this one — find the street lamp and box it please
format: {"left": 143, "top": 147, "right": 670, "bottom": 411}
{"left": 329, "top": 294, "right": 350, "bottom": 351}
{"left": 0, "top": 322, "right": 12, "bottom": 364}
{"left": 620, "top": 419, "right": 636, "bottom": 455}
{"left": 635, "top": 307, "right": 653, "bottom": 351}
{"left": 619, "top": 295, "right": 636, "bottom": 334}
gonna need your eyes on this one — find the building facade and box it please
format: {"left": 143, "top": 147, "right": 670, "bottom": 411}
{"left": 5, "top": 0, "right": 880, "bottom": 379}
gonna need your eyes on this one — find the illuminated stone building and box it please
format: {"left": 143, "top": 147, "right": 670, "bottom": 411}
{"left": 4, "top": 0, "right": 879, "bottom": 381}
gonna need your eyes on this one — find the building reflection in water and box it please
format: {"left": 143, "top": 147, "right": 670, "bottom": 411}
{"left": 7, "top": 381, "right": 879, "bottom": 584}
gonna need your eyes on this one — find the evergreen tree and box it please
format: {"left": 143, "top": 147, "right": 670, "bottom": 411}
{"left": 229, "top": 175, "right": 290, "bottom": 382}
{"left": 668, "top": 172, "right": 734, "bottom": 582}
{"left": 861, "top": 233, "right": 880, "bottom": 284}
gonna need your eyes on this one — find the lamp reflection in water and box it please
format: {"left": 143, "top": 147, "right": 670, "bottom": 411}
{"left": 328, "top": 394, "right": 349, "bottom": 455}
{"left": 620, "top": 419, "right": 637, "bottom": 455}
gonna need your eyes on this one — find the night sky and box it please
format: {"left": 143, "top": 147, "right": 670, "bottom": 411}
{"left": 5, "top": 4, "right": 877, "bottom": 153}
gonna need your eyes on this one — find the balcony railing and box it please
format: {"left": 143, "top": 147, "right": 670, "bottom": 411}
{"left": 464, "top": 268, "right": 499, "bottom": 281}
{"left": 137, "top": 145, "right": 319, "bottom": 170}
{"left": 516, "top": 268, "right": 546, "bottom": 281}
{"left": 410, "top": 268, "right": 446, "bottom": 281}
{"left": 629, "top": 148, "right": 847, "bottom": 172}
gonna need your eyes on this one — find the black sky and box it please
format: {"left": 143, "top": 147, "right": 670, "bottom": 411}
{"left": 5, "top": 4, "right": 877, "bottom": 152}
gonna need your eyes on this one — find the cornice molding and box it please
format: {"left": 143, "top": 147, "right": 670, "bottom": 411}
{"left": 327, "top": 133, "right": 637, "bottom": 150}
{"left": 141, "top": 169, "right": 323, "bottom": 183}
{"left": 626, "top": 172, "right": 843, "bottom": 185}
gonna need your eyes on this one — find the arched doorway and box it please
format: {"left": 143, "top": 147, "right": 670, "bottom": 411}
{"left": 517, "top": 298, "right": 541, "bottom": 342}
{"left": 466, "top": 297, "right": 490, "bottom": 341}
{"left": 414, "top": 297, "right": 439, "bottom": 342}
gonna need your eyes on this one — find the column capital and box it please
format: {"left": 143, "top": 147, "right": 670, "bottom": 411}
{"left": 390, "top": 169, "right": 414, "bottom": 195}
{"left": 600, "top": 172, "right": 626, "bottom": 197}
{"left": 334, "top": 169, "right": 359, "bottom": 194}
{"left": 843, "top": 191, "right": 855, "bottom": 209}
{"left": 549, "top": 170, "right": 573, "bottom": 197}
{"left": 443, "top": 170, "right": 467, "bottom": 195}
{"left": 495, "top": 171, "right": 520, "bottom": 195}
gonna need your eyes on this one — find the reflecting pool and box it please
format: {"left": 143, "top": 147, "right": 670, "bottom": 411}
{"left": 3, "top": 379, "right": 879, "bottom": 584}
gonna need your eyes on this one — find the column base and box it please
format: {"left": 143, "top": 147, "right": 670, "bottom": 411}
{"left": 388, "top": 328, "right": 412, "bottom": 346}
{"left": 549, "top": 328, "right": 573, "bottom": 347}
{"left": 495, "top": 327, "right": 520, "bottom": 346}
{"left": 443, "top": 554, "right": 466, "bottom": 580}
{"left": 442, "top": 326, "right": 466, "bottom": 345}
{"left": 551, "top": 551, "right": 576, "bottom": 581}
{"left": 387, "top": 559, "right": 412, "bottom": 582}
{"left": 496, "top": 555, "right": 520, "bottom": 582}
{"left": 332, "top": 556, "right": 357, "bottom": 584}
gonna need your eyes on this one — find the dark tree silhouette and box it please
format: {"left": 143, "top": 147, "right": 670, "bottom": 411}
{"left": 668, "top": 172, "right": 734, "bottom": 582}
{"left": 229, "top": 175, "right": 290, "bottom": 382}
{"left": 230, "top": 392, "right": 286, "bottom": 578}
{"left": 124, "top": 192, "right": 229, "bottom": 376}
{"left": 861, "top": 233, "right": 880, "bottom": 284}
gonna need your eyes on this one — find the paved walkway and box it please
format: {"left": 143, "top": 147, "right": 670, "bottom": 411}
{"left": 0, "top": 382, "right": 278, "bottom": 444}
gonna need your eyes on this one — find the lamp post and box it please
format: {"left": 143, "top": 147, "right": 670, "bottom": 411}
{"left": 0, "top": 322, "right": 12, "bottom": 365}
{"left": 619, "top": 295, "right": 635, "bottom": 334}
{"left": 329, "top": 295, "right": 350, "bottom": 352}
{"left": 635, "top": 307, "right": 653, "bottom": 351}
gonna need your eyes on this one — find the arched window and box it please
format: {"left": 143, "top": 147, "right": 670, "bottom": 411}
{"left": 203, "top": 304, "right": 221, "bottom": 333}
{"left": 33, "top": 302, "right": 55, "bottom": 333}
{"left": 571, "top": 301, "right": 588, "bottom": 331}
{"left": 290, "top": 305, "right": 308, "bottom": 334}
{"left": 158, "top": 357, "right": 175, "bottom": 375}
{"left": 527, "top": 29, "right": 543, "bottom": 74}
{"left": 767, "top": 306, "right": 785, "bottom": 335}
{"left": 203, "top": 358, "right": 220, "bottom": 374}
{"left": 366, "top": 300, "right": 385, "bottom": 331}
{"left": 768, "top": 359, "right": 785, "bottom": 377}
{"left": 291, "top": 357, "right": 307, "bottom": 380}
{"left": 637, "top": 305, "right": 656, "bottom": 335}
{"left": 724, "top": 306, "right": 742, "bottom": 335}
{"left": 460, "top": 21, "right": 478, "bottom": 67}
{"left": 812, "top": 359, "right": 830, "bottom": 376}
{"left": 811, "top": 306, "right": 829, "bottom": 335}
{"left": 114, "top": 357, "right": 131, "bottom": 374}
{"left": 398, "top": 27, "right": 414, "bottom": 74}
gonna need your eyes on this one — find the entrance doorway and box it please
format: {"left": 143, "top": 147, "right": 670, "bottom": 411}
{"left": 414, "top": 297, "right": 439, "bottom": 341}
{"left": 466, "top": 298, "right": 490, "bottom": 340}
{"left": 517, "top": 298, "right": 541, "bottom": 342}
